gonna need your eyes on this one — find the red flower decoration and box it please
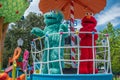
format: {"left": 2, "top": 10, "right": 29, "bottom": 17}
{"left": 0, "top": 3, "right": 2, "bottom": 8}
{"left": 16, "top": 10, "right": 19, "bottom": 14}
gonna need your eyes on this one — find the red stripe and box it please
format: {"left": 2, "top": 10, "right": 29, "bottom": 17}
{"left": 70, "top": 27, "right": 74, "bottom": 31}
{"left": 71, "top": 36, "right": 75, "bottom": 42}
{"left": 70, "top": 19, "right": 74, "bottom": 24}
{"left": 72, "top": 56, "right": 75, "bottom": 60}
{"left": 71, "top": 57, "right": 76, "bottom": 64}
{"left": 70, "top": 1, "right": 74, "bottom": 6}
{"left": 73, "top": 61, "right": 76, "bottom": 64}
{"left": 71, "top": 10, "right": 74, "bottom": 14}
{"left": 72, "top": 48, "right": 76, "bottom": 53}
{"left": 70, "top": 0, "right": 76, "bottom": 67}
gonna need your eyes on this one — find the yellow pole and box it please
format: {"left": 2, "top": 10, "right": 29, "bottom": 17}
{"left": 12, "top": 60, "right": 17, "bottom": 80}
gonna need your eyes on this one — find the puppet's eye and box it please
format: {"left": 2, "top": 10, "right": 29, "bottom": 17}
{"left": 49, "top": 10, "right": 52, "bottom": 12}
{"left": 50, "top": 10, "right": 55, "bottom": 13}
{"left": 52, "top": 10, "right": 54, "bottom": 12}
{"left": 55, "top": 11, "right": 58, "bottom": 14}
{"left": 49, "top": 10, "right": 54, "bottom": 13}
{"left": 90, "top": 12, "right": 93, "bottom": 16}
{"left": 53, "top": 10, "right": 56, "bottom": 13}
{"left": 85, "top": 12, "right": 89, "bottom": 16}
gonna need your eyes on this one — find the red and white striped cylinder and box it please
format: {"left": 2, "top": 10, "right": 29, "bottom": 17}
{"left": 70, "top": 0, "right": 76, "bottom": 68}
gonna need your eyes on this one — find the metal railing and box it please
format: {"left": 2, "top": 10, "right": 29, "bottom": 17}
{"left": 31, "top": 31, "right": 112, "bottom": 74}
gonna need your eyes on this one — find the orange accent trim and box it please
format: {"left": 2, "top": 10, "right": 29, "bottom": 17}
{"left": 8, "top": 47, "right": 22, "bottom": 66}
{"left": 0, "top": 73, "right": 25, "bottom": 80}
{"left": 12, "top": 47, "right": 21, "bottom": 61}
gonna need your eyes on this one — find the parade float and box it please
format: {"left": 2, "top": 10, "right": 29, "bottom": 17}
{"left": 30, "top": 9, "right": 112, "bottom": 80}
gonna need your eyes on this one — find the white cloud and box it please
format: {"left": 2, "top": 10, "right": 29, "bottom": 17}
{"left": 111, "top": 19, "right": 120, "bottom": 27}
{"left": 24, "top": 0, "right": 42, "bottom": 16}
{"left": 97, "top": 4, "right": 120, "bottom": 26}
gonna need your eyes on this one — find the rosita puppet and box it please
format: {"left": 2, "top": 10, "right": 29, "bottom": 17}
{"left": 79, "top": 13, "right": 98, "bottom": 74}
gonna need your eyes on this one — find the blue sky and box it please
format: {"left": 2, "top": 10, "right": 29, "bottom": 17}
{"left": 24, "top": 0, "right": 120, "bottom": 31}
{"left": 96, "top": 0, "right": 120, "bottom": 31}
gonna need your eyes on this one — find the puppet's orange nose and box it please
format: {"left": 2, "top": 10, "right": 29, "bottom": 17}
{"left": 86, "top": 15, "right": 91, "bottom": 19}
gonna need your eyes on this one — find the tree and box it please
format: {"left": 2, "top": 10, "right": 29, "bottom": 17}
{"left": 0, "top": 0, "right": 29, "bottom": 70}
{"left": 100, "top": 22, "right": 120, "bottom": 74}
{"left": 3, "top": 12, "right": 45, "bottom": 68}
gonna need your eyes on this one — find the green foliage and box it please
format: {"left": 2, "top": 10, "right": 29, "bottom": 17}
{"left": 112, "top": 55, "right": 120, "bottom": 74}
{"left": 100, "top": 22, "right": 120, "bottom": 74}
{"left": 0, "top": 0, "right": 29, "bottom": 23}
{"left": 3, "top": 12, "right": 45, "bottom": 68}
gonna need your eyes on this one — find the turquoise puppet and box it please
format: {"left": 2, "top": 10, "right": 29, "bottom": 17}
{"left": 31, "top": 10, "right": 68, "bottom": 74}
